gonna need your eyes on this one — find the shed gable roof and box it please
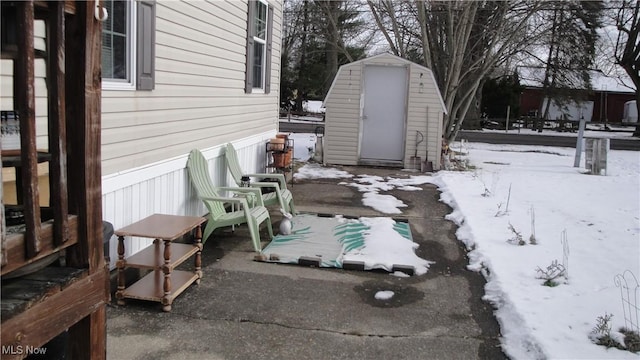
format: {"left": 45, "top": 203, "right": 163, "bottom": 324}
{"left": 324, "top": 53, "right": 447, "bottom": 114}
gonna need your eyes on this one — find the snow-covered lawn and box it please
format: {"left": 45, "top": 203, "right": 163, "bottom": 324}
{"left": 289, "top": 132, "right": 640, "bottom": 359}
{"left": 436, "top": 142, "right": 639, "bottom": 359}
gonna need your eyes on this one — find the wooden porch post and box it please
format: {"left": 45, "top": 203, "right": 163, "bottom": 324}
{"left": 64, "top": 0, "right": 107, "bottom": 358}
{"left": 47, "top": 0, "right": 70, "bottom": 246}
{"left": 15, "top": 1, "right": 42, "bottom": 258}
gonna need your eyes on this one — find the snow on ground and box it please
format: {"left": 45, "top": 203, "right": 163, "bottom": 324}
{"left": 438, "top": 142, "right": 639, "bottom": 359}
{"left": 341, "top": 216, "right": 434, "bottom": 275}
{"left": 470, "top": 127, "right": 638, "bottom": 139}
{"left": 375, "top": 290, "right": 395, "bottom": 300}
{"left": 291, "top": 133, "right": 640, "bottom": 359}
{"left": 289, "top": 133, "right": 318, "bottom": 162}
{"left": 340, "top": 174, "right": 432, "bottom": 214}
{"left": 303, "top": 100, "right": 325, "bottom": 113}
{"left": 279, "top": 115, "right": 325, "bottom": 124}
{"left": 294, "top": 162, "right": 352, "bottom": 179}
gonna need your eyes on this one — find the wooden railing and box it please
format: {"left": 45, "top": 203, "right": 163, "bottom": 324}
{"left": 1, "top": 1, "right": 108, "bottom": 358}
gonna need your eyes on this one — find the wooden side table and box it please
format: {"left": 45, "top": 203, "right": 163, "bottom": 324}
{"left": 114, "top": 214, "right": 206, "bottom": 312}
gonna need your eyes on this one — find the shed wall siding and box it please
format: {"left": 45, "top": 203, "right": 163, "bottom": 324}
{"left": 324, "top": 64, "right": 362, "bottom": 165}
{"left": 405, "top": 63, "right": 443, "bottom": 170}
{"left": 101, "top": 0, "right": 282, "bottom": 176}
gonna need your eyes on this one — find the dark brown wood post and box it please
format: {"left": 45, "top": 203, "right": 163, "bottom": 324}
{"left": 64, "top": 1, "right": 107, "bottom": 358}
{"left": 64, "top": 0, "right": 103, "bottom": 271}
{"left": 116, "top": 235, "right": 126, "bottom": 305}
{"left": 16, "top": 1, "right": 42, "bottom": 258}
{"left": 47, "top": 0, "right": 70, "bottom": 245}
{"left": 162, "top": 239, "right": 172, "bottom": 311}
{"left": 194, "top": 225, "right": 203, "bottom": 283}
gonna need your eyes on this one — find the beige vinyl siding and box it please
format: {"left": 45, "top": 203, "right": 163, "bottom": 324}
{"left": 1, "top": 19, "right": 49, "bottom": 151}
{"left": 101, "top": 0, "right": 282, "bottom": 176}
{"left": 324, "top": 64, "right": 362, "bottom": 165}
{"left": 405, "top": 64, "right": 443, "bottom": 169}
{"left": 1, "top": 21, "right": 50, "bottom": 185}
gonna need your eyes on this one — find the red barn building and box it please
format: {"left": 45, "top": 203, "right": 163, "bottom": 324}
{"left": 518, "top": 68, "right": 636, "bottom": 124}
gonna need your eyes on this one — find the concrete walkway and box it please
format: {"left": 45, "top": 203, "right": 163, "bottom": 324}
{"left": 106, "top": 166, "right": 506, "bottom": 360}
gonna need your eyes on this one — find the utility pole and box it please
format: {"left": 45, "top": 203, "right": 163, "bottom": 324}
{"left": 574, "top": 115, "right": 586, "bottom": 167}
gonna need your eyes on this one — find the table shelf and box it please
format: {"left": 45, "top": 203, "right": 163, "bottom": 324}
{"left": 122, "top": 270, "right": 199, "bottom": 303}
{"left": 124, "top": 241, "right": 199, "bottom": 271}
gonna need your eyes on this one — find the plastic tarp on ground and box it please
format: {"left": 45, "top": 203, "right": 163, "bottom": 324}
{"left": 258, "top": 213, "right": 420, "bottom": 275}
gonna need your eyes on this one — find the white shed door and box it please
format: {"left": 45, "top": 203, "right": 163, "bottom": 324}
{"left": 360, "top": 65, "right": 407, "bottom": 161}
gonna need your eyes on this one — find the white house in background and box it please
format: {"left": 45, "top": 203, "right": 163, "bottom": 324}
{"left": 323, "top": 53, "right": 446, "bottom": 170}
{"left": 99, "top": 0, "right": 282, "bottom": 263}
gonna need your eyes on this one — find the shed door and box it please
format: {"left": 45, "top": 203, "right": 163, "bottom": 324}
{"left": 360, "top": 65, "right": 407, "bottom": 161}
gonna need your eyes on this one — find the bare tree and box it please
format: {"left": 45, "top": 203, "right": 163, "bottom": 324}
{"left": 368, "top": 0, "right": 545, "bottom": 143}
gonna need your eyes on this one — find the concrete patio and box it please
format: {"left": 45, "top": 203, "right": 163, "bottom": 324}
{"left": 106, "top": 165, "right": 505, "bottom": 360}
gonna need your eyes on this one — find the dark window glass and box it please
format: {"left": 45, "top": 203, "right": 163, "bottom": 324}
{"left": 102, "top": 0, "right": 128, "bottom": 81}
{"left": 253, "top": 42, "right": 264, "bottom": 88}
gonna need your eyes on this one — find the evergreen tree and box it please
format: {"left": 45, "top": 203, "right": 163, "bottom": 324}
{"left": 281, "top": 0, "right": 370, "bottom": 112}
{"left": 482, "top": 74, "right": 523, "bottom": 119}
{"left": 539, "top": 1, "right": 605, "bottom": 119}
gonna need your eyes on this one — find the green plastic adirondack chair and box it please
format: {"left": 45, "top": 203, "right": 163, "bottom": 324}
{"left": 187, "top": 149, "right": 274, "bottom": 252}
{"left": 224, "top": 143, "right": 296, "bottom": 215}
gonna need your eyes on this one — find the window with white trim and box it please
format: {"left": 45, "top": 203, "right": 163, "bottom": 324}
{"left": 101, "top": 0, "right": 155, "bottom": 91}
{"left": 102, "top": 0, "right": 134, "bottom": 89}
{"left": 245, "top": 0, "right": 273, "bottom": 94}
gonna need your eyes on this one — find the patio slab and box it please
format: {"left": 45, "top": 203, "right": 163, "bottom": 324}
{"left": 106, "top": 165, "right": 505, "bottom": 360}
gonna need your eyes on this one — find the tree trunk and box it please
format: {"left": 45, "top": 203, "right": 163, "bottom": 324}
{"left": 634, "top": 97, "right": 640, "bottom": 136}
{"left": 295, "top": 0, "right": 309, "bottom": 112}
{"left": 325, "top": 5, "right": 339, "bottom": 94}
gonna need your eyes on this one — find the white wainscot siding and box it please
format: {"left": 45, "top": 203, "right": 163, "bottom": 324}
{"left": 102, "top": 132, "right": 273, "bottom": 269}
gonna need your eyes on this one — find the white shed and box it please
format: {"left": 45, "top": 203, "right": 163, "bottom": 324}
{"left": 323, "top": 53, "right": 446, "bottom": 170}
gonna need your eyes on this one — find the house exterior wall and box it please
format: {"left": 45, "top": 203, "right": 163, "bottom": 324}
{"left": 100, "top": 0, "right": 282, "bottom": 264}
{"left": 324, "top": 53, "right": 444, "bottom": 170}
{"left": 102, "top": 1, "right": 281, "bottom": 175}
{"left": 1, "top": 20, "right": 49, "bottom": 150}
